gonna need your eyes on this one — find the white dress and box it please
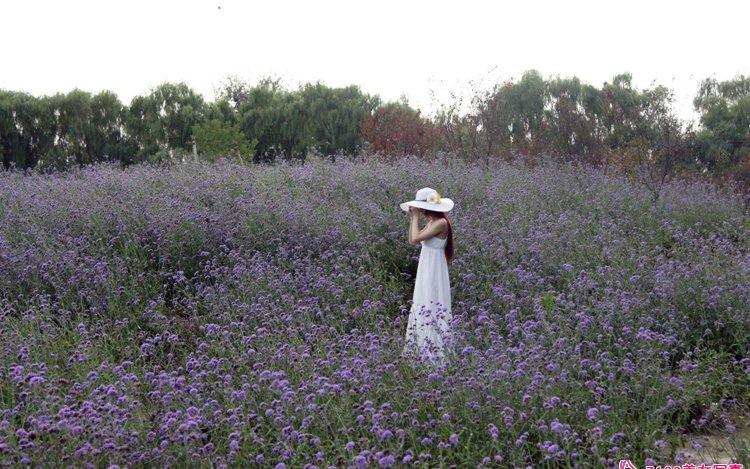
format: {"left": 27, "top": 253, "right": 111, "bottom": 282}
{"left": 402, "top": 232, "right": 453, "bottom": 367}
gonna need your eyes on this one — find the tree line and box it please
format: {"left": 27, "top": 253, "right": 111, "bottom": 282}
{"left": 1, "top": 72, "right": 748, "bottom": 192}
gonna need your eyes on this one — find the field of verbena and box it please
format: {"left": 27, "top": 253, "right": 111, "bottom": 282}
{"left": 0, "top": 155, "right": 748, "bottom": 468}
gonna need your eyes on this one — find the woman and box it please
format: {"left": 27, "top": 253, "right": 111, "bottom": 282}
{"left": 399, "top": 187, "right": 455, "bottom": 368}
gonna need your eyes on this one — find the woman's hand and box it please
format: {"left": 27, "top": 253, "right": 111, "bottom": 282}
{"left": 408, "top": 212, "right": 447, "bottom": 245}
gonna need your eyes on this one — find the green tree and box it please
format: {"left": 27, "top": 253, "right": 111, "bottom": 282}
{"left": 48, "top": 89, "right": 93, "bottom": 166}
{"left": 125, "top": 82, "right": 206, "bottom": 161}
{"left": 507, "top": 70, "right": 547, "bottom": 150}
{"left": 0, "top": 90, "right": 33, "bottom": 169}
{"left": 544, "top": 77, "right": 605, "bottom": 162}
{"left": 472, "top": 70, "right": 548, "bottom": 157}
{"left": 600, "top": 73, "right": 645, "bottom": 149}
{"left": 693, "top": 76, "right": 750, "bottom": 174}
{"left": 205, "top": 98, "right": 238, "bottom": 126}
{"left": 215, "top": 75, "right": 259, "bottom": 112}
{"left": 192, "top": 119, "right": 256, "bottom": 163}
{"left": 299, "top": 82, "right": 379, "bottom": 155}
{"left": 238, "top": 79, "right": 309, "bottom": 161}
{"left": 89, "top": 91, "right": 132, "bottom": 164}
{"left": 32, "top": 90, "right": 132, "bottom": 170}
{"left": 475, "top": 81, "right": 513, "bottom": 157}
{"left": 0, "top": 91, "right": 55, "bottom": 169}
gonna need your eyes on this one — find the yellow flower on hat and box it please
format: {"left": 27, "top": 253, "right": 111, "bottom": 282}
{"left": 427, "top": 190, "right": 442, "bottom": 204}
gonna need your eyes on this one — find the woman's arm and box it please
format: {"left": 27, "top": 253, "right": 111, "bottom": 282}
{"left": 408, "top": 210, "right": 419, "bottom": 244}
{"left": 408, "top": 211, "right": 447, "bottom": 245}
{"left": 408, "top": 211, "right": 414, "bottom": 242}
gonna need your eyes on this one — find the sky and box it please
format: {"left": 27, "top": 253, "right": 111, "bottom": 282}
{"left": 2, "top": 0, "right": 749, "bottom": 124}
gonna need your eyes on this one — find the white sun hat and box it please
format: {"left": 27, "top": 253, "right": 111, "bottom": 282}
{"left": 400, "top": 187, "right": 454, "bottom": 213}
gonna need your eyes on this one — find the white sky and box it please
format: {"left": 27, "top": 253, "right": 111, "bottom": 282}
{"left": 2, "top": 0, "right": 748, "bottom": 124}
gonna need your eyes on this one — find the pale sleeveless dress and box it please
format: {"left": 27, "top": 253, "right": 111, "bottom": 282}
{"left": 402, "top": 229, "right": 453, "bottom": 367}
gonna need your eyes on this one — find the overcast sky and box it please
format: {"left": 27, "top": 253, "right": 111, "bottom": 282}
{"left": 3, "top": 0, "right": 748, "bottom": 123}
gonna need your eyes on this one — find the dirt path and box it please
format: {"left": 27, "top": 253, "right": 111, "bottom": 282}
{"left": 657, "top": 409, "right": 750, "bottom": 467}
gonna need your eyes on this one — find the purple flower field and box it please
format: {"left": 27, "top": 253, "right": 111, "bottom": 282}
{"left": 0, "top": 155, "right": 748, "bottom": 468}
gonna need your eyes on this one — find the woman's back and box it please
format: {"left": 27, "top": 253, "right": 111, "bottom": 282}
{"left": 421, "top": 235, "right": 448, "bottom": 250}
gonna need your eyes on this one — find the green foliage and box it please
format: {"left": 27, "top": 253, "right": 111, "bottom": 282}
{"left": 125, "top": 82, "right": 206, "bottom": 161}
{"left": 541, "top": 293, "right": 556, "bottom": 313}
{"left": 693, "top": 76, "right": 750, "bottom": 178}
{"left": 237, "top": 78, "right": 308, "bottom": 161}
{"left": 0, "top": 89, "right": 132, "bottom": 170}
{"left": 89, "top": 91, "right": 133, "bottom": 163}
{"left": 472, "top": 70, "right": 549, "bottom": 157}
{"left": 205, "top": 99, "right": 238, "bottom": 126}
{"left": 544, "top": 76, "right": 602, "bottom": 159}
{"left": 298, "top": 82, "right": 379, "bottom": 155}
{"left": 215, "top": 74, "right": 255, "bottom": 112}
{"left": 192, "top": 119, "right": 257, "bottom": 163}
{"left": 0, "top": 90, "right": 56, "bottom": 169}
{"left": 235, "top": 78, "right": 378, "bottom": 161}
{"left": 435, "top": 70, "right": 686, "bottom": 175}
{"left": 1, "top": 72, "right": 748, "bottom": 193}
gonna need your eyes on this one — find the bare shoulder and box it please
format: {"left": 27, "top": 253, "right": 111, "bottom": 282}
{"left": 433, "top": 218, "right": 448, "bottom": 228}
{"left": 430, "top": 218, "right": 449, "bottom": 235}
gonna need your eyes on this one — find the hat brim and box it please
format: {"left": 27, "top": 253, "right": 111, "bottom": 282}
{"left": 400, "top": 198, "right": 454, "bottom": 213}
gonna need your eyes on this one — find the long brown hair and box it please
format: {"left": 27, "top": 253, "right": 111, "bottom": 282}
{"left": 424, "top": 209, "right": 454, "bottom": 264}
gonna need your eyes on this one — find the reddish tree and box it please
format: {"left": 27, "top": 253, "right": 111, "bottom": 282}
{"left": 360, "top": 102, "right": 439, "bottom": 157}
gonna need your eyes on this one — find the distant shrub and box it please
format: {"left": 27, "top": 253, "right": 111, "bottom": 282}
{"left": 193, "top": 119, "right": 257, "bottom": 163}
